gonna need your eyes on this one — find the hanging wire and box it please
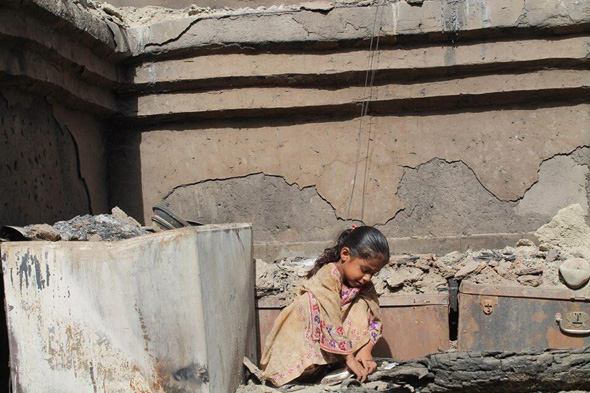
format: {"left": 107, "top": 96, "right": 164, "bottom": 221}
{"left": 345, "top": 0, "right": 386, "bottom": 222}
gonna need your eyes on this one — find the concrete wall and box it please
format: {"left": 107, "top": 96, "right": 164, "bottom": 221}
{"left": 0, "top": 88, "right": 109, "bottom": 226}
{"left": 109, "top": 0, "right": 590, "bottom": 258}
{"left": 0, "top": 0, "right": 121, "bottom": 226}
{"left": 2, "top": 0, "right": 590, "bottom": 255}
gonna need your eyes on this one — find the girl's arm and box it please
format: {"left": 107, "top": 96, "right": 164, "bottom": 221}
{"left": 355, "top": 340, "right": 377, "bottom": 374}
{"left": 346, "top": 353, "right": 369, "bottom": 382}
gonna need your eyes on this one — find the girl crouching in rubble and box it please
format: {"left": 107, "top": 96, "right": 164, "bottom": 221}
{"left": 261, "top": 226, "right": 390, "bottom": 386}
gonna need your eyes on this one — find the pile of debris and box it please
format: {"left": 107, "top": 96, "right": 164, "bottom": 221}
{"left": 1, "top": 207, "right": 147, "bottom": 242}
{"left": 256, "top": 204, "right": 590, "bottom": 304}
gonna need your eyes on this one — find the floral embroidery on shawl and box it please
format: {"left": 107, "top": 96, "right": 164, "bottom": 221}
{"left": 308, "top": 291, "right": 353, "bottom": 354}
{"left": 262, "top": 263, "right": 383, "bottom": 386}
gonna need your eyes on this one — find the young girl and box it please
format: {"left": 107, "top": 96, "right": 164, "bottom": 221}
{"left": 261, "top": 226, "right": 390, "bottom": 386}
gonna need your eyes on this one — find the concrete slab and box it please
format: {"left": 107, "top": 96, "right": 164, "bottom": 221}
{"left": 2, "top": 224, "right": 254, "bottom": 393}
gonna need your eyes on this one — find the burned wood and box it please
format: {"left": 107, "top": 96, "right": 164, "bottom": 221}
{"left": 369, "top": 346, "right": 590, "bottom": 392}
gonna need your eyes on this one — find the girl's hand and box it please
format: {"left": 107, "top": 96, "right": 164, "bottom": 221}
{"left": 355, "top": 343, "right": 377, "bottom": 375}
{"left": 345, "top": 354, "right": 368, "bottom": 382}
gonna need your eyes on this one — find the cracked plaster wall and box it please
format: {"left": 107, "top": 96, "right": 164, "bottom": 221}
{"left": 111, "top": 104, "right": 590, "bottom": 245}
{"left": 158, "top": 147, "right": 590, "bottom": 245}
{"left": 0, "top": 88, "right": 108, "bottom": 226}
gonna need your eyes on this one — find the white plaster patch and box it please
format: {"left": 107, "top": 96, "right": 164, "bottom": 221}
{"left": 516, "top": 155, "right": 589, "bottom": 217}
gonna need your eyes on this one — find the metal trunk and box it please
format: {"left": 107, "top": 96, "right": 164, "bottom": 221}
{"left": 458, "top": 281, "right": 590, "bottom": 352}
{"left": 256, "top": 293, "right": 449, "bottom": 361}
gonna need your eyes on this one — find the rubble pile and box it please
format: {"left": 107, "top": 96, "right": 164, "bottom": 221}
{"left": 19, "top": 207, "right": 147, "bottom": 242}
{"left": 256, "top": 205, "right": 590, "bottom": 303}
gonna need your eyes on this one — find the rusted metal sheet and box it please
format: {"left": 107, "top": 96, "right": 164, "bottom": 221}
{"left": 256, "top": 298, "right": 284, "bottom": 361}
{"left": 2, "top": 224, "right": 254, "bottom": 393}
{"left": 374, "top": 294, "right": 449, "bottom": 360}
{"left": 458, "top": 282, "right": 590, "bottom": 352}
{"left": 256, "top": 293, "right": 449, "bottom": 361}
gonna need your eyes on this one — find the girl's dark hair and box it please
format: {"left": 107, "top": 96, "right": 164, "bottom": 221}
{"left": 307, "top": 226, "right": 390, "bottom": 278}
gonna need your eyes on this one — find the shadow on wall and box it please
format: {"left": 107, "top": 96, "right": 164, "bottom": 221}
{"left": 0, "top": 89, "right": 92, "bottom": 226}
{"left": 108, "top": 126, "right": 144, "bottom": 224}
{"left": 0, "top": 270, "right": 8, "bottom": 389}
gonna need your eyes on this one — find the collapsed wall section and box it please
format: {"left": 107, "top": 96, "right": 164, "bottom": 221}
{"left": 110, "top": 0, "right": 590, "bottom": 258}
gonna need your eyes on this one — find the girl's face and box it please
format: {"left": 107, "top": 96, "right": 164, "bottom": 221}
{"left": 340, "top": 247, "right": 385, "bottom": 288}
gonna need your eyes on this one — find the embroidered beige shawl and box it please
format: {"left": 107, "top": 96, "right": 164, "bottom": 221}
{"left": 261, "top": 263, "right": 382, "bottom": 386}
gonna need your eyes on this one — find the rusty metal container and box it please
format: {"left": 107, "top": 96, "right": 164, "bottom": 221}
{"left": 256, "top": 293, "right": 449, "bottom": 361}
{"left": 458, "top": 281, "right": 590, "bottom": 352}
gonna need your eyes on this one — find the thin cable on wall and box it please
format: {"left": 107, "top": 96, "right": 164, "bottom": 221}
{"left": 345, "top": 0, "right": 386, "bottom": 223}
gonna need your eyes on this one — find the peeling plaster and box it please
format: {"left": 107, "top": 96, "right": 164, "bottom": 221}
{"left": 138, "top": 104, "right": 590, "bottom": 225}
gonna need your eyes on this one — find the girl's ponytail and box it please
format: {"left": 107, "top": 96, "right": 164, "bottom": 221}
{"left": 307, "top": 229, "right": 353, "bottom": 278}
{"left": 307, "top": 226, "right": 390, "bottom": 278}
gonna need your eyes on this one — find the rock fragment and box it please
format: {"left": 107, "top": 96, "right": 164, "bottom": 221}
{"left": 25, "top": 224, "right": 61, "bottom": 241}
{"left": 517, "top": 275, "right": 543, "bottom": 287}
{"left": 454, "top": 258, "right": 484, "bottom": 279}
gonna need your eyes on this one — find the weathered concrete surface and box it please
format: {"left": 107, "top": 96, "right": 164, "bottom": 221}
{"left": 164, "top": 173, "right": 342, "bottom": 243}
{"left": 3, "top": 0, "right": 590, "bottom": 258}
{"left": 0, "top": 8, "right": 118, "bottom": 86}
{"left": 2, "top": 224, "right": 254, "bottom": 393}
{"left": 126, "top": 35, "right": 590, "bottom": 89}
{"left": 0, "top": 44, "right": 118, "bottom": 115}
{"left": 380, "top": 159, "right": 546, "bottom": 238}
{"left": 124, "top": 69, "right": 590, "bottom": 118}
{"left": 126, "top": 0, "right": 590, "bottom": 55}
{"left": 112, "top": 104, "right": 590, "bottom": 227}
{"left": 108, "top": 0, "right": 305, "bottom": 9}
{"left": 0, "top": 89, "right": 99, "bottom": 226}
{"left": 1, "top": 0, "right": 129, "bottom": 58}
{"left": 515, "top": 153, "right": 590, "bottom": 217}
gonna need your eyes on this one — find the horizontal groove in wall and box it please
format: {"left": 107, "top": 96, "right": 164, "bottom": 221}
{"left": 0, "top": 36, "right": 119, "bottom": 90}
{"left": 119, "top": 60, "right": 590, "bottom": 96}
{"left": 0, "top": 7, "right": 121, "bottom": 77}
{"left": 0, "top": 72, "right": 117, "bottom": 117}
{"left": 0, "top": 45, "right": 118, "bottom": 113}
{"left": 129, "top": 14, "right": 590, "bottom": 60}
{"left": 5, "top": 0, "right": 123, "bottom": 60}
{"left": 119, "top": 69, "right": 590, "bottom": 118}
{"left": 113, "top": 88, "right": 590, "bottom": 128}
{"left": 121, "top": 34, "right": 590, "bottom": 93}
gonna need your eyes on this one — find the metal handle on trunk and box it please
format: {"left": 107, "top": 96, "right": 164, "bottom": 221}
{"left": 556, "top": 313, "right": 590, "bottom": 335}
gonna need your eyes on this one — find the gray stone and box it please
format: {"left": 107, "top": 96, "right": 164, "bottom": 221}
{"left": 559, "top": 258, "right": 590, "bottom": 289}
{"left": 25, "top": 224, "right": 61, "bottom": 241}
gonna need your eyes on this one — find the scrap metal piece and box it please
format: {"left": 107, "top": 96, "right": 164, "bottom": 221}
{"left": 320, "top": 368, "right": 351, "bottom": 385}
{"left": 0, "top": 226, "right": 30, "bottom": 241}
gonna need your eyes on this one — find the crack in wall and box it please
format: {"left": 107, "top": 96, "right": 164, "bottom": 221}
{"left": 509, "top": 144, "right": 590, "bottom": 204}
{"left": 51, "top": 111, "right": 94, "bottom": 215}
{"left": 162, "top": 171, "right": 342, "bottom": 213}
